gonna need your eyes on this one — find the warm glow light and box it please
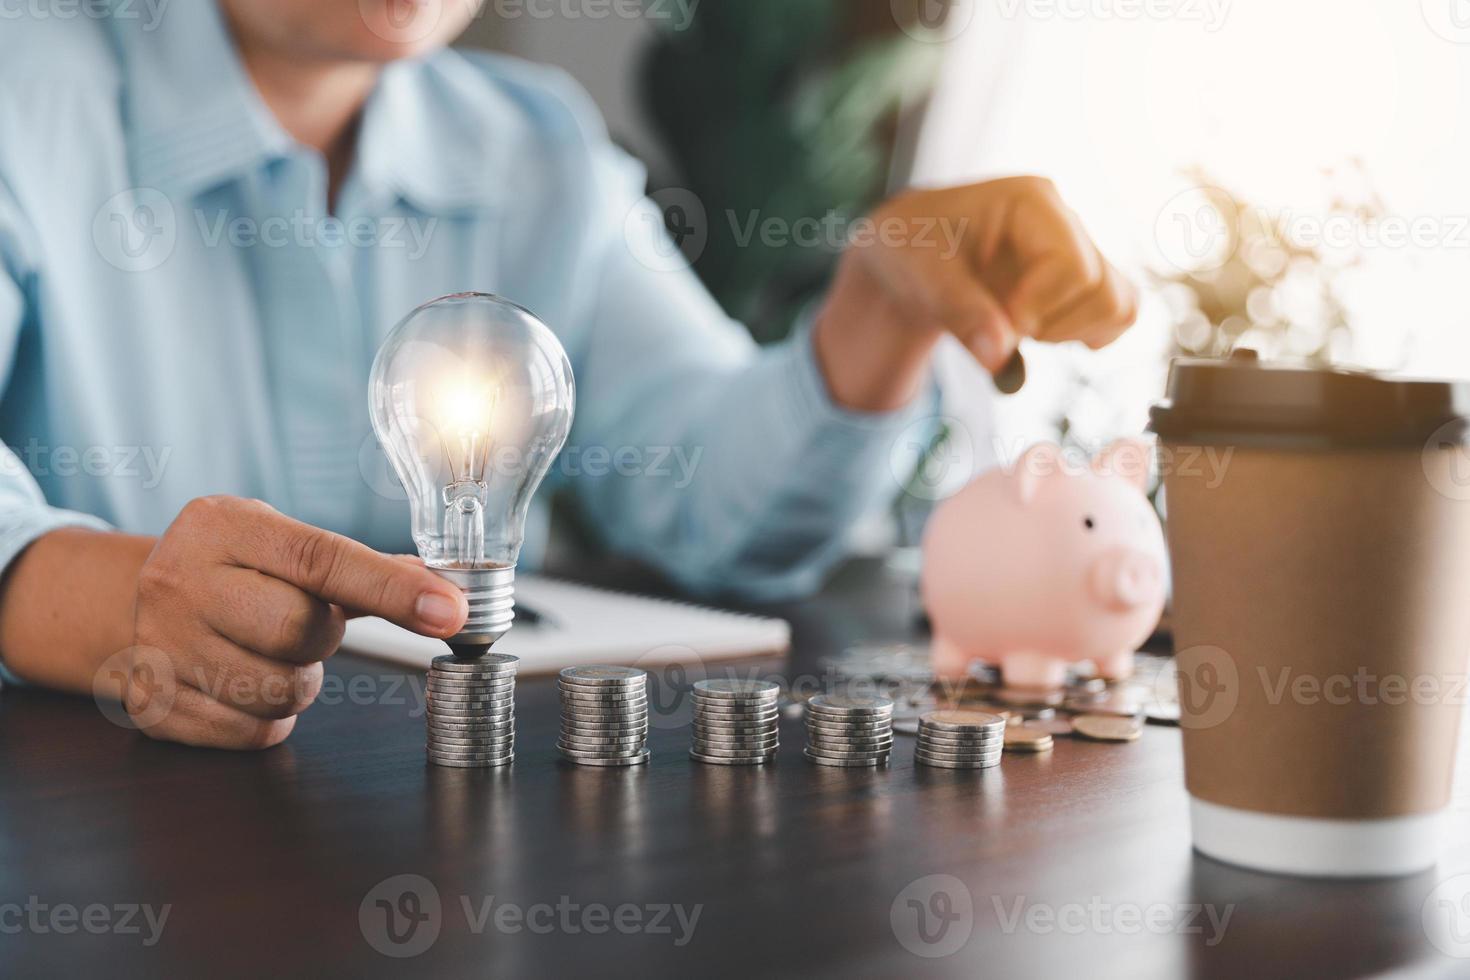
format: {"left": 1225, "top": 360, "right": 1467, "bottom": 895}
{"left": 435, "top": 374, "right": 499, "bottom": 439}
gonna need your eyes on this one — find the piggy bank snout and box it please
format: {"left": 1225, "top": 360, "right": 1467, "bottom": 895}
{"left": 1089, "top": 548, "right": 1163, "bottom": 612}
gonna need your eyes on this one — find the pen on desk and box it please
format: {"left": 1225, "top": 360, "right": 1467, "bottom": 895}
{"left": 515, "top": 603, "right": 552, "bottom": 628}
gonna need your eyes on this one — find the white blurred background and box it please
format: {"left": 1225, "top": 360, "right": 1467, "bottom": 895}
{"left": 470, "top": 0, "right": 1470, "bottom": 458}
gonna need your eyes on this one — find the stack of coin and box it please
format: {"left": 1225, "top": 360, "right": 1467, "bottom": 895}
{"left": 689, "top": 679, "right": 780, "bottom": 766}
{"left": 426, "top": 653, "right": 518, "bottom": 768}
{"left": 915, "top": 710, "right": 1005, "bottom": 769}
{"left": 803, "top": 693, "right": 894, "bottom": 767}
{"left": 557, "top": 666, "right": 650, "bottom": 767}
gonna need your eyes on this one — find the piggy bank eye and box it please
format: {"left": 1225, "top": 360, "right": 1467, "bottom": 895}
{"left": 1083, "top": 516, "right": 1096, "bottom": 531}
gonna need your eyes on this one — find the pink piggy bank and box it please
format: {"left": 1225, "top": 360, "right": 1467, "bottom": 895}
{"left": 921, "top": 439, "right": 1167, "bottom": 689}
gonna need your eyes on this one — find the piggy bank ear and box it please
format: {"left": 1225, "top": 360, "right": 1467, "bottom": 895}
{"left": 1014, "top": 443, "right": 1063, "bottom": 505}
{"left": 1092, "top": 438, "right": 1152, "bottom": 492}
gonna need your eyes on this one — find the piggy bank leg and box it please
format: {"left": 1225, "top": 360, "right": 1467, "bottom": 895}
{"left": 931, "top": 634, "right": 987, "bottom": 679}
{"left": 999, "top": 652, "right": 1068, "bottom": 691}
{"left": 1093, "top": 650, "right": 1135, "bottom": 682}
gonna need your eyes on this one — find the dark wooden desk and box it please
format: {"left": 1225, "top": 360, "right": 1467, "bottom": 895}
{"left": 3, "top": 559, "right": 1468, "bottom": 979}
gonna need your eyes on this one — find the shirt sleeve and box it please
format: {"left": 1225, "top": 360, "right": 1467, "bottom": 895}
{"left": 568, "top": 147, "right": 935, "bottom": 601}
{"left": 0, "top": 176, "right": 113, "bottom": 674}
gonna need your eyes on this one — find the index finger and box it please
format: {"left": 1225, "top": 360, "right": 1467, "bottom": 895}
{"left": 223, "top": 504, "right": 468, "bottom": 638}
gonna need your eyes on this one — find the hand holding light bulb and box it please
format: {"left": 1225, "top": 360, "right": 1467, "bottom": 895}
{"left": 3, "top": 295, "right": 570, "bottom": 750}
{"left": 116, "top": 498, "right": 472, "bottom": 749}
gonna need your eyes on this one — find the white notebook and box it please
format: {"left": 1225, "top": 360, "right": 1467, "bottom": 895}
{"left": 341, "top": 575, "right": 792, "bottom": 675}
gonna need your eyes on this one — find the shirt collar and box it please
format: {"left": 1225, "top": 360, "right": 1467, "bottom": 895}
{"left": 353, "top": 52, "right": 508, "bottom": 215}
{"left": 109, "top": 1, "right": 505, "bottom": 213}
{"left": 109, "top": 0, "right": 292, "bottom": 199}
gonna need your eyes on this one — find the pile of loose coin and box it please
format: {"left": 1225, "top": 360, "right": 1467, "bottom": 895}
{"left": 803, "top": 693, "right": 894, "bottom": 767}
{"left": 557, "top": 666, "right": 650, "bottom": 767}
{"left": 426, "top": 653, "right": 518, "bottom": 768}
{"left": 689, "top": 679, "right": 780, "bottom": 765}
{"left": 915, "top": 710, "right": 1006, "bottom": 769}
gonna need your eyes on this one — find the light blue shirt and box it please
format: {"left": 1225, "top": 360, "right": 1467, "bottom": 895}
{"left": 0, "top": 1, "right": 925, "bottom": 607}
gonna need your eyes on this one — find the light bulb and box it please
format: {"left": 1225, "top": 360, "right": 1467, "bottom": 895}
{"left": 370, "top": 293, "right": 575, "bottom": 656}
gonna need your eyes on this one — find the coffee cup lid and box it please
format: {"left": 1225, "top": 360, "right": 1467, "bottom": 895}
{"left": 1149, "top": 349, "right": 1470, "bottom": 448}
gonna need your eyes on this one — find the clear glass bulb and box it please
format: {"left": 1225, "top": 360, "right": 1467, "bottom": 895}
{"left": 370, "top": 293, "right": 575, "bottom": 653}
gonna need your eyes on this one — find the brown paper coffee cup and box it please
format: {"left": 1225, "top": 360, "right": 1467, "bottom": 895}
{"left": 1152, "top": 352, "right": 1470, "bottom": 876}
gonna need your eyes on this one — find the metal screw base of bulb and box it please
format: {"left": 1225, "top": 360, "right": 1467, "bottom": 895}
{"left": 431, "top": 564, "right": 516, "bottom": 654}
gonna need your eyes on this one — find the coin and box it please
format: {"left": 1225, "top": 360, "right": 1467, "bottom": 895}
{"left": 1073, "top": 715, "right": 1143, "bottom": 742}
{"left": 428, "top": 723, "right": 515, "bottom": 737}
{"left": 559, "top": 751, "right": 651, "bottom": 767}
{"left": 691, "top": 699, "right": 778, "bottom": 712}
{"left": 689, "top": 750, "right": 774, "bottom": 766}
{"left": 430, "top": 741, "right": 517, "bottom": 757}
{"left": 1024, "top": 716, "right": 1075, "bottom": 736}
{"left": 803, "top": 749, "right": 888, "bottom": 768}
{"left": 690, "top": 752, "right": 776, "bottom": 764}
{"left": 807, "top": 693, "right": 894, "bottom": 716}
{"left": 804, "top": 744, "right": 893, "bottom": 760}
{"left": 921, "top": 710, "right": 1006, "bottom": 732}
{"left": 693, "top": 734, "right": 780, "bottom": 750}
{"left": 432, "top": 653, "right": 519, "bottom": 673}
{"left": 1003, "top": 726, "right": 1055, "bottom": 752}
{"left": 690, "top": 717, "right": 776, "bottom": 731}
{"left": 558, "top": 732, "right": 647, "bottom": 747}
{"left": 916, "top": 751, "right": 998, "bottom": 764}
{"left": 993, "top": 687, "right": 1064, "bottom": 708}
{"left": 914, "top": 727, "right": 1003, "bottom": 743}
{"left": 804, "top": 718, "right": 893, "bottom": 735}
{"left": 429, "top": 705, "right": 514, "bottom": 718}
{"left": 694, "top": 712, "right": 779, "bottom": 726}
{"left": 429, "top": 747, "right": 517, "bottom": 763}
{"left": 690, "top": 699, "right": 779, "bottom": 714}
{"left": 556, "top": 725, "right": 645, "bottom": 740}
{"left": 560, "top": 710, "right": 650, "bottom": 724}
{"left": 427, "top": 692, "right": 516, "bottom": 707}
{"left": 557, "top": 686, "right": 648, "bottom": 703}
{"left": 687, "top": 746, "right": 782, "bottom": 764}
{"left": 555, "top": 708, "right": 649, "bottom": 725}
{"left": 560, "top": 702, "right": 649, "bottom": 717}
{"left": 429, "top": 708, "right": 515, "bottom": 723}
{"left": 426, "top": 687, "right": 517, "bottom": 702}
{"left": 695, "top": 712, "right": 779, "bottom": 726}
{"left": 993, "top": 348, "right": 1027, "bottom": 395}
{"left": 559, "top": 665, "right": 647, "bottom": 685}
{"left": 1063, "top": 694, "right": 1143, "bottom": 718}
{"left": 805, "top": 730, "right": 893, "bottom": 746}
{"left": 893, "top": 718, "right": 921, "bottom": 735}
{"left": 809, "top": 743, "right": 893, "bottom": 758}
{"left": 693, "top": 679, "right": 780, "bottom": 700}
{"left": 427, "top": 675, "right": 515, "bottom": 691}
{"left": 428, "top": 754, "right": 514, "bottom": 769}
{"left": 914, "top": 754, "right": 998, "bottom": 770}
